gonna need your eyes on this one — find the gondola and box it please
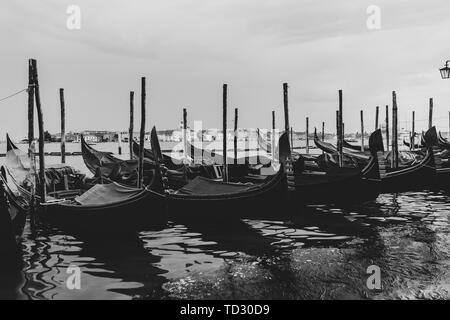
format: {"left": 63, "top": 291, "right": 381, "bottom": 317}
{"left": 288, "top": 130, "right": 382, "bottom": 204}
{"left": 314, "top": 131, "right": 418, "bottom": 169}
{"left": 3, "top": 136, "right": 166, "bottom": 233}
{"left": 131, "top": 139, "right": 184, "bottom": 170}
{"left": 0, "top": 183, "right": 22, "bottom": 271}
{"left": 313, "top": 132, "right": 370, "bottom": 168}
{"left": 85, "top": 136, "right": 189, "bottom": 188}
{"left": 181, "top": 138, "right": 276, "bottom": 181}
{"left": 149, "top": 127, "right": 288, "bottom": 220}
{"left": 403, "top": 139, "right": 423, "bottom": 150}
{"left": 377, "top": 127, "right": 437, "bottom": 193}
{"left": 132, "top": 138, "right": 262, "bottom": 183}
{"left": 184, "top": 138, "right": 272, "bottom": 167}
{"left": 81, "top": 135, "right": 155, "bottom": 185}
{"left": 38, "top": 177, "right": 166, "bottom": 233}
{"left": 3, "top": 134, "right": 78, "bottom": 226}
{"left": 258, "top": 128, "right": 324, "bottom": 170}
{"left": 342, "top": 139, "right": 370, "bottom": 152}
{"left": 438, "top": 131, "right": 450, "bottom": 150}
{"left": 0, "top": 168, "right": 27, "bottom": 237}
{"left": 423, "top": 128, "right": 450, "bottom": 189}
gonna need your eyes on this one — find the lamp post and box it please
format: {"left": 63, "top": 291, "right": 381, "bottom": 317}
{"left": 440, "top": 60, "right": 450, "bottom": 79}
{"left": 440, "top": 61, "right": 450, "bottom": 138}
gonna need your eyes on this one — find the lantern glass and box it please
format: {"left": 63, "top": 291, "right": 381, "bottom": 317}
{"left": 440, "top": 66, "right": 450, "bottom": 79}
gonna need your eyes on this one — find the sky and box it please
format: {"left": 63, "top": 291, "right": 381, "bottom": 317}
{"left": 1, "top": 0, "right": 450, "bottom": 140}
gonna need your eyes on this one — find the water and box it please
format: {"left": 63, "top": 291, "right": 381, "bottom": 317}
{"left": 1, "top": 143, "right": 450, "bottom": 300}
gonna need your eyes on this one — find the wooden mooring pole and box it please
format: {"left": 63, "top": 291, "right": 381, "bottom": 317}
{"left": 137, "top": 77, "right": 146, "bottom": 188}
{"left": 411, "top": 111, "right": 415, "bottom": 150}
{"left": 272, "top": 110, "right": 276, "bottom": 157}
{"left": 118, "top": 132, "right": 122, "bottom": 155}
{"left": 392, "top": 92, "right": 398, "bottom": 169}
{"left": 31, "top": 59, "right": 46, "bottom": 202}
{"left": 375, "top": 106, "right": 379, "bottom": 130}
{"left": 336, "top": 110, "right": 339, "bottom": 138}
{"left": 306, "top": 118, "right": 309, "bottom": 154}
{"left": 360, "top": 110, "right": 365, "bottom": 152}
{"left": 322, "top": 122, "right": 325, "bottom": 141}
{"left": 272, "top": 111, "right": 276, "bottom": 131}
{"left": 28, "top": 60, "right": 34, "bottom": 147}
{"left": 234, "top": 108, "right": 238, "bottom": 165}
{"left": 283, "top": 83, "right": 290, "bottom": 153}
{"left": 222, "top": 84, "right": 228, "bottom": 182}
{"left": 183, "top": 108, "right": 188, "bottom": 161}
{"left": 59, "top": 88, "right": 66, "bottom": 163}
{"left": 429, "top": 98, "right": 433, "bottom": 129}
{"left": 283, "top": 83, "right": 295, "bottom": 192}
{"left": 129, "top": 91, "right": 134, "bottom": 160}
{"left": 385, "top": 105, "right": 390, "bottom": 152}
{"left": 338, "top": 90, "right": 343, "bottom": 167}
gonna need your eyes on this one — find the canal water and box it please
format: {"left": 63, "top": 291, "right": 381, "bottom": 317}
{"left": 1, "top": 142, "right": 449, "bottom": 300}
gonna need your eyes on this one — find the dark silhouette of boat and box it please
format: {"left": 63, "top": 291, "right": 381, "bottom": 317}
{"left": 287, "top": 130, "right": 382, "bottom": 204}
{"left": 149, "top": 127, "right": 288, "bottom": 219}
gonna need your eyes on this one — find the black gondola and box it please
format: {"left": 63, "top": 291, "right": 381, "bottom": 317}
{"left": 81, "top": 135, "right": 156, "bottom": 185}
{"left": 149, "top": 127, "right": 288, "bottom": 220}
{"left": 133, "top": 135, "right": 277, "bottom": 184}
{"left": 313, "top": 132, "right": 370, "bottom": 168}
{"left": 184, "top": 138, "right": 272, "bottom": 167}
{"left": 131, "top": 139, "right": 184, "bottom": 170}
{"left": 0, "top": 182, "right": 22, "bottom": 272}
{"left": 377, "top": 127, "right": 437, "bottom": 193}
{"left": 39, "top": 180, "right": 166, "bottom": 233}
{"left": 288, "top": 130, "right": 382, "bottom": 205}
{"left": 0, "top": 168, "right": 27, "bottom": 237}
{"left": 403, "top": 139, "right": 423, "bottom": 150}
{"left": 423, "top": 128, "right": 450, "bottom": 190}
{"left": 342, "top": 139, "right": 370, "bottom": 152}
{"left": 3, "top": 136, "right": 166, "bottom": 233}
{"left": 438, "top": 131, "right": 450, "bottom": 150}
{"left": 314, "top": 131, "right": 418, "bottom": 169}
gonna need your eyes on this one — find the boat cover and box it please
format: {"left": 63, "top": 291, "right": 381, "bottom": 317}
{"left": 256, "top": 129, "right": 272, "bottom": 153}
{"left": 6, "top": 145, "right": 75, "bottom": 188}
{"left": 75, "top": 182, "right": 143, "bottom": 205}
{"left": 174, "top": 176, "right": 259, "bottom": 196}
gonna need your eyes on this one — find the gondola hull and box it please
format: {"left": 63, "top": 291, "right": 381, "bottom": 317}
{"left": 163, "top": 169, "right": 288, "bottom": 221}
{"left": 438, "top": 132, "right": 450, "bottom": 150}
{"left": 436, "top": 167, "right": 450, "bottom": 189}
{"left": 147, "top": 127, "right": 290, "bottom": 221}
{"left": 38, "top": 189, "right": 166, "bottom": 234}
{"left": 378, "top": 151, "right": 436, "bottom": 193}
{"left": 0, "top": 173, "right": 27, "bottom": 237}
{"left": 290, "top": 169, "right": 380, "bottom": 205}
{"left": 290, "top": 130, "right": 382, "bottom": 205}
{"left": 0, "top": 180, "right": 23, "bottom": 272}
{"left": 343, "top": 140, "right": 370, "bottom": 152}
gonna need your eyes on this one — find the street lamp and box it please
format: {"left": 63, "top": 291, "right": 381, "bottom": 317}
{"left": 440, "top": 60, "right": 450, "bottom": 79}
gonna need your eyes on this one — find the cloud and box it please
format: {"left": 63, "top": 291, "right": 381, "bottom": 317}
{"left": 1, "top": 0, "right": 450, "bottom": 141}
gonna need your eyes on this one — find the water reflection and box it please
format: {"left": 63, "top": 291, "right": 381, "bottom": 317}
{"left": 1, "top": 191, "right": 449, "bottom": 300}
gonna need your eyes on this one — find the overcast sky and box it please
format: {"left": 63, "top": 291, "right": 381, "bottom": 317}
{"left": 1, "top": 0, "right": 450, "bottom": 140}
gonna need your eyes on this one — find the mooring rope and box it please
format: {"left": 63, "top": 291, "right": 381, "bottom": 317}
{"left": 0, "top": 88, "right": 28, "bottom": 103}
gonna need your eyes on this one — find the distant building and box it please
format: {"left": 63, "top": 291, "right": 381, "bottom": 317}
{"left": 102, "top": 132, "right": 116, "bottom": 142}
{"left": 83, "top": 134, "right": 102, "bottom": 143}
{"left": 52, "top": 132, "right": 80, "bottom": 142}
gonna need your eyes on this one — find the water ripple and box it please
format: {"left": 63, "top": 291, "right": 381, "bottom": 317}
{"left": 1, "top": 190, "right": 449, "bottom": 300}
